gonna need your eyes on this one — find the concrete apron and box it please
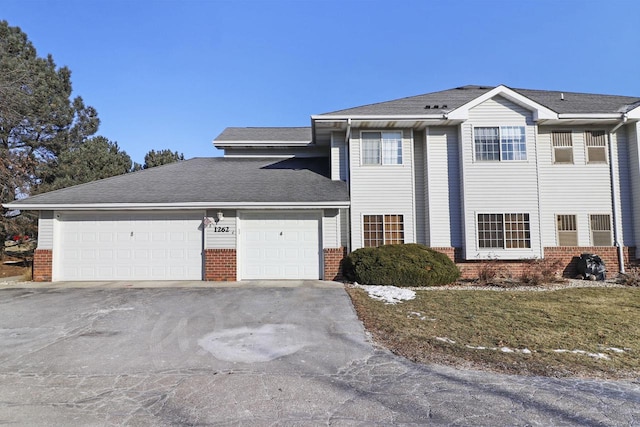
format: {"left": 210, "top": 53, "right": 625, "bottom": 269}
{"left": 0, "top": 277, "right": 343, "bottom": 289}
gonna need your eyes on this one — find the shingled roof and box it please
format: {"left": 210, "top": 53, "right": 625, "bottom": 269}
{"left": 215, "top": 127, "right": 312, "bottom": 142}
{"left": 8, "top": 157, "right": 348, "bottom": 207}
{"left": 318, "top": 85, "right": 640, "bottom": 116}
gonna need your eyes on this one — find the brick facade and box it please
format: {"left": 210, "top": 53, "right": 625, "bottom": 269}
{"left": 33, "top": 249, "right": 53, "bottom": 282}
{"left": 204, "top": 249, "right": 236, "bottom": 281}
{"left": 431, "top": 246, "right": 635, "bottom": 280}
{"left": 324, "top": 247, "right": 347, "bottom": 281}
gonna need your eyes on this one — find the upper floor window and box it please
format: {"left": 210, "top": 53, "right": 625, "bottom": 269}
{"left": 474, "top": 126, "right": 526, "bottom": 161}
{"left": 362, "top": 131, "right": 402, "bottom": 165}
{"left": 585, "top": 130, "right": 607, "bottom": 164}
{"left": 552, "top": 131, "right": 573, "bottom": 164}
{"left": 363, "top": 214, "right": 404, "bottom": 247}
{"left": 477, "top": 213, "right": 531, "bottom": 249}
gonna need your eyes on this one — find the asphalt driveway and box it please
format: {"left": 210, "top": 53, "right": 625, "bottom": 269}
{"left": 0, "top": 282, "right": 638, "bottom": 425}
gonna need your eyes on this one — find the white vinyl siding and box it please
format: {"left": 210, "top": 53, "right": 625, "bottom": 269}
{"left": 322, "top": 209, "right": 341, "bottom": 248}
{"left": 37, "top": 211, "right": 54, "bottom": 249}
{"left": 627, "top": 123, "right": 640, "bottom": 253}
{"left": 331, "top": 131, "right": 347, "bottom": 181}
{"left": 413, "top": 130, "right": 427, "bottom": 245}
{"left": 537, "top": 127, "right": 624, "bottom": 248}
{"left": 349, "top": 128, "right": 415, "bottom": 251}
{"left": 204, "top": 209, "right": 237, "bottom": 249}
{"left": 425, "top": 126, "right": 462, "bottom": 247}
{"left": 462, "top": 96, "right": 540, "bottom": 259}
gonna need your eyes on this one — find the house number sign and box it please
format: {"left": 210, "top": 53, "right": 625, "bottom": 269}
{"left": 212, "top": 226, "right": 230, "bottom": 233}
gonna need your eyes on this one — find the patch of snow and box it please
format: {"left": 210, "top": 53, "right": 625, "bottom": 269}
{"left": 521, "top": 348, "right": 532, "bottom": 354}
{"left": 553, "top": 349, "right": 610, "bottom": 360}
{"left": 435, "top": 337, "right": 456, "bottom": 344}
{"left": 408, "top": 311, "right": 427, "bottom": 320}
{"left": 357, "top": 285, "right": 416, "bottom": 304}
{"left": 603, "top": 347, "right": 625, "bottom": 353}
{"left": 500, "top": 347, "right": 514, "bottom": 353}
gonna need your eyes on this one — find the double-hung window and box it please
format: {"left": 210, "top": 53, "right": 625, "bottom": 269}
{"left": 477, "top": 213, "right": 531, "bottom": 249}
{"left": 474, "top": 126, "right": 526, "bottom": 161}
{"left": 585, "top": 130, "right": 607, "bottom": 164}
{"left": 552, "top": 131, "right": 574, "bottom": 164}
{"left": 362, "top": 131, "right": 402, "bottom": 165}
{"left": 590, "top": 214, "right": 612, "bottom": 246}
{"left": 556, "top": 214, "right": 578, "bottom": 246}
{"left": 363, "top": 214, "right": 404, "bottom": 247}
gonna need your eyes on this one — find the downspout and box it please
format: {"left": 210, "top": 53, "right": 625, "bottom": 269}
{"left": 345, "top": 118, "right": 352, "bottom": 255}
{"left": 608, "top": 114, "right": 628, "bottom": 274}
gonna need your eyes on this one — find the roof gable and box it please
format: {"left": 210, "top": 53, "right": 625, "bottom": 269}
{"left": 447, "top": 85, "right": 556, "bottom": 121}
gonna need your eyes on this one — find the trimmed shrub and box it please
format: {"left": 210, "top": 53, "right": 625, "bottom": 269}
{"left": 342, "top": 243, "right": 460, "bottom": 287}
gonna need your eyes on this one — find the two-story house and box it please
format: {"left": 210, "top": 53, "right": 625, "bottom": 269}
{"left": 7, "top": 85, "right": 640, "bottom": 282}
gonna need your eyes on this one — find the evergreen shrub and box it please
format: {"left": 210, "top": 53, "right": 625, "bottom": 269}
{"left": 342, "top": 243, "right": 460, "bottom": 287}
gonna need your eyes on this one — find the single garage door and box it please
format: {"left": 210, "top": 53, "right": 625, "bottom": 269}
{"left": 55, "top": 211, "right": 203, "bottom": 281}
{"left": 240, "top": 211, "right": 321, "bottom": 280}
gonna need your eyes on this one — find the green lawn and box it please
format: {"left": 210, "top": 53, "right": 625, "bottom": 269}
{"left": 346, "top": 286, "right": 640, "bottom": 379}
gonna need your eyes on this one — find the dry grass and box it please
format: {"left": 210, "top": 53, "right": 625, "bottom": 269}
{"left": 346, "top": 286, "right": 640, "bottom": 379}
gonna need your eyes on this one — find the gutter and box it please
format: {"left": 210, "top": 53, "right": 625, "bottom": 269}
{"left": 608, "top": 114, "right": 628, "bottom": 274}
{"left": 1, "top": 201, "right": 352, "bottom": 211}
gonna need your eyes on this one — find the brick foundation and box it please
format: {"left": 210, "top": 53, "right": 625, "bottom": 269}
{"left": 204, "top": 249, "right": 236, "bottom": 281}
{"left": 324, "top": 247, "right": 347, "bottom": 281}
{"left": 33, "top": 249, "right": 53, "bottom": 282}
{"left": 430, "top": 246, "right": 636, "bottom": 280}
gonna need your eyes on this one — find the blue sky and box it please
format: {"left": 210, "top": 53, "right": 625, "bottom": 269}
{"left": 3, "top": 0, "right": 640, "bottom": 164}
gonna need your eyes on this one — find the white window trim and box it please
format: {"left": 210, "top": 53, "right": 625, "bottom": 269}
{"left": 585, "top": 130, "right": 608, "bottom": 165}
{"left": 551, "top": 130, "right": 574, "bottom": 165}
{"left": 472, "top": 125, "right": 528, "bottom": 163}
{"left": 589, "top": 213, "right": 612, "bottom": 246}
{"left": 361, "top": 213, "right": 405, "bottom": 248}
{"left": 360, "top": 130, "right": 404, "bottom": 166}
{"left": 476, "top": 212, "right": 532, "bottom": 251}
{"left": 555, "top": 213, "right": 578, "bottom": 246}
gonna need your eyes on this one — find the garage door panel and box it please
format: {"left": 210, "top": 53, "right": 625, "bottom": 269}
{"left": 56, "top": 212, "right": 203, "bottom": 281}
{"left": 240, "top": 211, "right": 320, "bottom": 280}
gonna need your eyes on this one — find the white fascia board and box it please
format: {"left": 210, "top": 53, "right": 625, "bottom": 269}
{"left": 311, "top": 114, "right": 446, "bottom": 121}
{"left": 557, "top": 113, "right": 624, "bottom": 119}
{"left": 626, "top": 105, "right": 640, "bottom": 120}
{"left": 446, "top": 85, "right": 557, "bottom": 121}
{"left": 3, "top": 201, "right": 351, "bottom": 211}
{"left": 214, "top": 140, "right": 312, "bottom": 149}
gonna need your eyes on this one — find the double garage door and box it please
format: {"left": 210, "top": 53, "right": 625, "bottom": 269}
{"left": 56, "top": 212, "right": 203, "bottom": 281}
